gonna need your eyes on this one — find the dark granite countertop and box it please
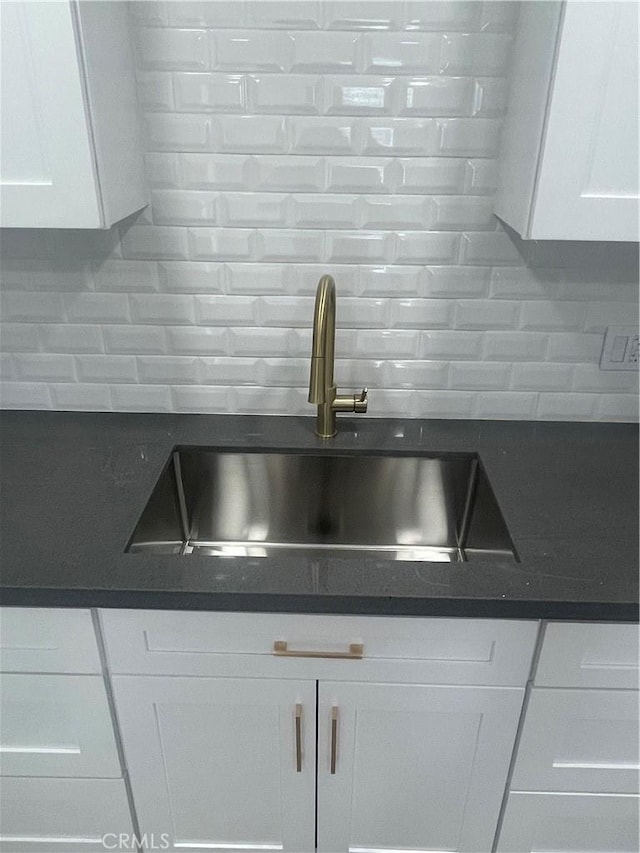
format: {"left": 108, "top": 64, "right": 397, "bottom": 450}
{"left": 0, "top": 411, "right": 637, "bottom": 621}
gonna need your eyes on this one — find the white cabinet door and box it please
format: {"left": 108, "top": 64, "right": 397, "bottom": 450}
{"left": 511, "top": 688, "right": 639, "bottom": 794}
{"left": 317, "top": 681, "right": 525, "bottom": 853}
{"left": 111, "top": 676, "right": 316, "bottom": 853}
{"left": 496, "top": 791, "right": 640, "bottom": 853}
{"left": 532, "top": 1, "right": 639, "bottom": 240}
{"left": 0, "top": 2, "right": 102, "bottom": 227}
{"left": 0, "top": 674, "right": 121, "bottom": 778}
{"left": 0, "top": 777, "right": 133, "bottom": 853}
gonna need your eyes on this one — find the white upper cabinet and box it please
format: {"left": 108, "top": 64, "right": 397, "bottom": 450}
{"left": 0, "top": 1, "right": 147, "bottom": 229}
{"left": 496, "top": 1, "right": 639, "bottom": 241}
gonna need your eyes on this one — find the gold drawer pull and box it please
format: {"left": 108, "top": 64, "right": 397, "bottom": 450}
{"left": 273, "top": 640, "right": 364, "bottom": 659}
{"left": 295, "top": 703, "right": 303, "bottom": 773}
{"left": 330, "top": 706, "right": 338, "bottom": 774}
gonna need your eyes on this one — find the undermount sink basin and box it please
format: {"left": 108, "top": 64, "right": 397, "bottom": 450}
{"left": 127, "top": 450, "right": 517, "bottom": 563}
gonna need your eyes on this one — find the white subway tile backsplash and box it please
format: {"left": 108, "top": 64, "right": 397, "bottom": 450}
{"left": 405, "top": 1, "right": 479, "bottom": 32}
{"left": 221, "top": 193, "right": 288, "bottom": 227}
{"left": 1, "top": 0, "right": 635, "bottom": 422}
{"left": 121, "top": 225, "right": 190, "bottom": 260}
{"left": 246, "top": 1, "right": 322, "bottom": 30}
{"left": 248, "top": 74, "right": 322, "bottom": 114}
{"left": 430, "top": 196, "right": 495, "bottom": 230}
{"left": 438, "top": 117, "right": 501, "bottom": 156}
{"left": 195, "top": 295, "right": 256, "bottom": 325}
{"left": 40, "top": 325, "right": 104, "bottom": 354}
{"left": 1, "top": 382, "right": 51, "bottom": 409}
{"left": 382, "top": 359, "right": 448, "bottom": 389}
{"left": 174, "top": 73, "right": 245, "bottom": 112}
{"left": 519, "top": 301, "right": 586, "bottom": 331}
{"left": 360, "top": 196, "right": 425, "bottom": 229}
{"left": 145, "top": 113, "right": 210, "bottom": 150}
{"left": 215, "top": 115, "right": 287, "bottom": 153}
{"left": 158, "top": 261, "right": 224, "bottom": 293}
{"left": 254, "top": 156, "right": 325, "bottom": 191}
{"left": 419, "top": 330, "right": 483, "bottom": 359}
{"left": 225, "top": 263, "right": 289, "bottom": 294}
{"left": 1, "top": 292, "right": 65, "bottom": 323}
{"left": 398, "top": 77, "right": 473, "bottom": 117}
{"left": 111, "top": 385, "right": 173, "bottom": 412}
{"left": 595, "top": 394, "right": 639, "bottom": 422}
{"left": 290, "top": 31, "right": 360, "bottom": 72}
{"left": 137, "top": 355, "right": 201, "bottom": 383}
{"left": 14, "top": 353, "right": 75, "bottom": 382}
{"left": 137, "top": 71, "right": 174, "bottom": 111}
{"left": 396, "top": 158, "right": 465, "bottom": 194}
{"left": 189, "top": 228, "right": 254, "bottom": 261}
{"left": 213, "top": 30, "right": 294, "bottom": 72}
{"left": 136, "top": 27, "right": 209, "bottom": 70}
{"left": 49, "top": 384, "right": 112, "bottom": 411}
{"left": 360, "top": 119, "right": 438, "bottom": 155}
{"left": 181, "top": 153, "right": 250, "bottom": 190}
{"left": 292, "top": 194, "right": 359, "bottom": 228}
{"left": 104, "top": 325, "right": 167, "bottom": 354}
{"left": 454, "top": 299, "right": 520, "bottom": 330}
{"left": 65, "top": 294, "right": 130, "bottom": 323}
{"left": 326, "top": 231, "right": 392, "bottom": 263}
{"left": 363, "top": 33, "right": 441, "bottom": 73}
{"left": 512, "top": 363, "right": 574, "bottom": 391}
{"left": 359, "top": 265, "right": 422, "bottom": 296}
{"left": 388, "top": 298, "right": 452, "bottom": 329}
{"left": 130, "top": 293, "right": 195, "bottom": 324}
{"left": 476, "top": 391, "right": 537, "bottom": 419}
{"left": 255, "top": 229, "right": 325, "bottom": 262}
{"left": 323, "top": 1, "right": 401, "bottom": 31}
{"left": 325, "top": 76, "right": 394, "bottom": 114}
{"left": 290, "top": 117, "right": 356, "bottom": 153}
{"left": 440, "top": 33, "right": 512, "bottom": 76}
{"left": 394, "top": 232, "right": 459, "bottom": 264}
{"left": 151, "top": 190, "right": 218, "bottom": 225}
{"left": 76, "top": 355, "right": 138, "bottom": 384}
{"left": 166, "top": 326, "right": 228, "bottom": 355}
{"left": 536, "top": 393, "right": 597, "bottom": 421}
{"left": 1, "top": 324, "right": 41, "bottom": 352}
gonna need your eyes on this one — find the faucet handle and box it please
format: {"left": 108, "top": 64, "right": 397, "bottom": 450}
{"left": 354, "top": 388, "right": 368, "bottom": 413}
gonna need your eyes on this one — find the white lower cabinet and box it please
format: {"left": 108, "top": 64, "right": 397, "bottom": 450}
{"left": 0, "top": 777, "right": 133, "bottom": 853}
{"left": 111, "top": 676, "right": 317, "bottom": 853}
{"left": 103, "top": 611, "right": 538, "bottom": 853}
{"left": 316, "top": 681, "right": 525, "bottom": 853}
{"left": 497, "top": 791, "right": 640, "bottom": 853}
{"left": 496, "top": 621, "right": 640, "bottom": 853}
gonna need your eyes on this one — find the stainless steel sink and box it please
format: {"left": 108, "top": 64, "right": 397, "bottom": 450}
{"left": 127, "top": 450, "right": 517, "bottom": 562}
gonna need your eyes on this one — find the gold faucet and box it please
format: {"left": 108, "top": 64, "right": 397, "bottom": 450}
{"left": 308, "top": 275, "right": 367, "bottom": 438}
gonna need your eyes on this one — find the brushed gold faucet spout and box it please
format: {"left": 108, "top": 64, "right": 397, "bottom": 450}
{"left": 308, "top": 275, "right": 367, "bottom": 438}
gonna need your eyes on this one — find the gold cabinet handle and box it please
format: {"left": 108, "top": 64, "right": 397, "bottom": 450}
{"left": 330, "top": 706, "right": 338, "bottom": 775}
{"left": 295, "top": 703, "right": 302, "bottom": 773}
{"left": 274, "top": 640, "right": 364, "bottom": 659}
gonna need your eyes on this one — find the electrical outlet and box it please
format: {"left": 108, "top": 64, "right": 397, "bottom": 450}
{"left": 600, "top": 326, "right": 640, "bottom": 371}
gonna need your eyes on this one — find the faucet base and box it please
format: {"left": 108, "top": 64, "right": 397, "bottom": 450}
{"left": 315, "top": 403, "right": 337, "bottom": 439}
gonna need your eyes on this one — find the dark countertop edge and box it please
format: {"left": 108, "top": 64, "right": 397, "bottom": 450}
{"left": 1, "top": 587, "right": 637, "bottom": 623}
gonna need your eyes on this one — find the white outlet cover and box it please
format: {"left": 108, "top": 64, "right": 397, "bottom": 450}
{"left": 600, "top": 326, "right": 640, "bottom": 371}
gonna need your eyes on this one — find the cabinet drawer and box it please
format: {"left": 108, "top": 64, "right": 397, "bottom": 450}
{"left": 536, "top": 622, "right": 639, "bottom": 689}
{"left": 100, "top": 610, "right": 539, "bottom": 686}
{"left": 0, "top": 777, "right": 133, "bottom": 852}
{"left": 0, "top": 674, "right": 121, "bottom": 778}
{"left": 511, "top": 688, "right": 639, "bottom": 793}
{"left": 496, "top": 791, "right": 640, "bottom": 853}
{"left": 0, "top": 608, "right": 101, "bottom": 674}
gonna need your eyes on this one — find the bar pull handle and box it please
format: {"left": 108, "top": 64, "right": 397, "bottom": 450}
{"left": 295, "top": 703, "right": 303, "bottom": 772}
{"left": 274, "top": 640, "right": 364, "bottom": 660}
{"left": 330, "top": 706, "right": 338, "bottom": 775}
